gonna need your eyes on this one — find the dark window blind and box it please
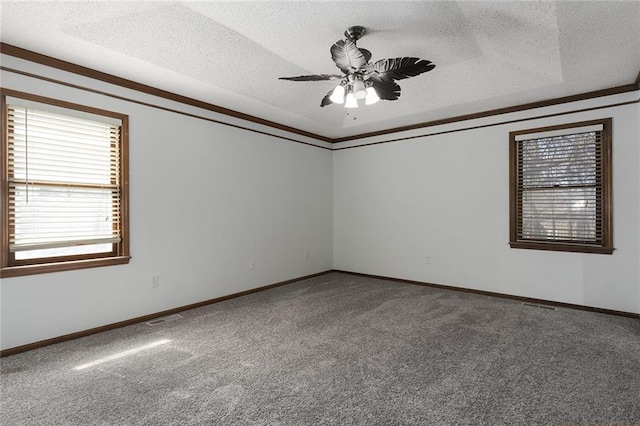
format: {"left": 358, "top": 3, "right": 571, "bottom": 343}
{"left": 516, "top": 130, "right": 603, "bottom": 245}
{"left": 511, "top": 120, "right": 611, "bottom": 252}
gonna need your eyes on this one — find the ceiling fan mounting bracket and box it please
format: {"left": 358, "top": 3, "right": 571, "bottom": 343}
{"left": 344, "top": 26, "right": 366, "bottom": 41}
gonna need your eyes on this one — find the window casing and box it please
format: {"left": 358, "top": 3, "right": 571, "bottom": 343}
{"left": 1, "top": 90, "right": 130, "bottom": 277}
{"left": 509, "top": 118, "right": 613, "bottom": 254}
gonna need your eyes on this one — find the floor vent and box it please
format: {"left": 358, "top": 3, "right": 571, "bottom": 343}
{"left": 523, "top": 302, "right": 556, "bottom": 311}
{"left": 146, "top": 314, "right": 183, "bottom": 326}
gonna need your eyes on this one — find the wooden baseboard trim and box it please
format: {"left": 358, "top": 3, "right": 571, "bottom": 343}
{"left": 0, "top": 270, "right": 333, "bottom": 357}
{"left": 333, "top": 270, "right": 640, "bottom": 319}
{"left": 4, "top": 269, "right": 635, "bottom": 357}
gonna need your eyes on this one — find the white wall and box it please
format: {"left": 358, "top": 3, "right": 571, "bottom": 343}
{"left": 0, "top": 56, "right": 334, "bottom": 350}
{"left": 637, "top": 100, "right": 640, "bottom": 314}
{"left": 334, "top": 92, "right": 640, "bottom": 314}
{"left": 1, "top": 54, "right": 638, "bottom": 353}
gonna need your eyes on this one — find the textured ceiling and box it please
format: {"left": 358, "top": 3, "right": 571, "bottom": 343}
{"left": 1, "top": 1, "right": 639, "bottom": 139}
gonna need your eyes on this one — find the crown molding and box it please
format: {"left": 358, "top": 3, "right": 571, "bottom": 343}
{"left": 2, "top": 43, "right": 638, "bottom": 145}
{"left": 0, "top": 43, "right": 332, "bottom": 143}
{"left": 333, "top": 81, "right": 640, "bottom": 143}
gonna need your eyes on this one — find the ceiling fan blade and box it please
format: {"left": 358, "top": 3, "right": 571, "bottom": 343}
{"left": 371, "top": 57, "right": 435, "bottom": 82}
{"left": 320, "top": 90, "right": 334, "bottom": 107}
{"left": 331, "top": 39, "right": 368, "bottom": 73}
{"left": 370, "top": 80, "right": 401, "bottom": 101}
{"left": 360, "top": 48, "right": 372, "bottom": 64}
{"left": 279, "top": 74, "right": 344, "bottom": 81}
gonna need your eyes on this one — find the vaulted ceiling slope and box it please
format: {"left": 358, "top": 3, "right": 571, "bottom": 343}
{"left": 1, "top": 1, "right": 639, "bottom": 140}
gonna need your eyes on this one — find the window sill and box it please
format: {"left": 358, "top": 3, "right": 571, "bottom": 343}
{"left": 509, "top": 241, "right": 614, "bottom": 254}
{"left": 0, "top": 256, "right": 131, "bottom": 278}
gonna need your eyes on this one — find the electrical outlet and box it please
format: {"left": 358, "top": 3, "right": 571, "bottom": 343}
{"left": 304, "top": 251, "right": 310, "bottom": 260}
{"left": 425, "top": 255, "right": 431, "bottom": 265}
{"left": 249, "top": 259, "right": 256, "bottom": 270}
{"left": 151, "top": 275, "right": 160, "bottom": 288}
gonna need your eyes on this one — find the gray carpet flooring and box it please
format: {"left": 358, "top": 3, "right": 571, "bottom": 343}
{"left": 1, "top": 272, "right": 639, "bottom": 425}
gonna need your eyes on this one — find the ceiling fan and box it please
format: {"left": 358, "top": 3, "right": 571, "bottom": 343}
{"left": 279, "top": 26, "right": 436, "bottom": 108}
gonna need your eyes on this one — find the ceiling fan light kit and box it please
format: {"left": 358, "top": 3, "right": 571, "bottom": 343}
{"left": 365, "top": 87, "right": 380, "bottom": 105}
{"left": 279, "top": 26, "right": 435, "bottom": 109}
{"left": 329, "top": 84, "right": 346, "bottom": 104}
{"left": 345, "top": 93, "right": 359, "bottom": 108}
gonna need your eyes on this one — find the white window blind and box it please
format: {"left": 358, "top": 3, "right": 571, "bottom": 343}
{"left": 516, "top": 129, "right": 603, "bottom": 245}
{"left": 7, "top": 105, "right": 122, "bottom": 258}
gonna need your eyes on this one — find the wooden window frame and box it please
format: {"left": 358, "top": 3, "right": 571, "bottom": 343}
{"left": 1, "top": 89, "right": 130, "bottom": 277}
{"left": 509, "top": 118, "right": 613, "bottom": 254}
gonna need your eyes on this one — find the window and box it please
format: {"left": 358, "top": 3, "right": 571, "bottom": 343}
{"left": 1, "top": 90, "right": 129, "bottom": 277}
{"left": 509, "top": 118, "right": 612, "bottom": 254}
